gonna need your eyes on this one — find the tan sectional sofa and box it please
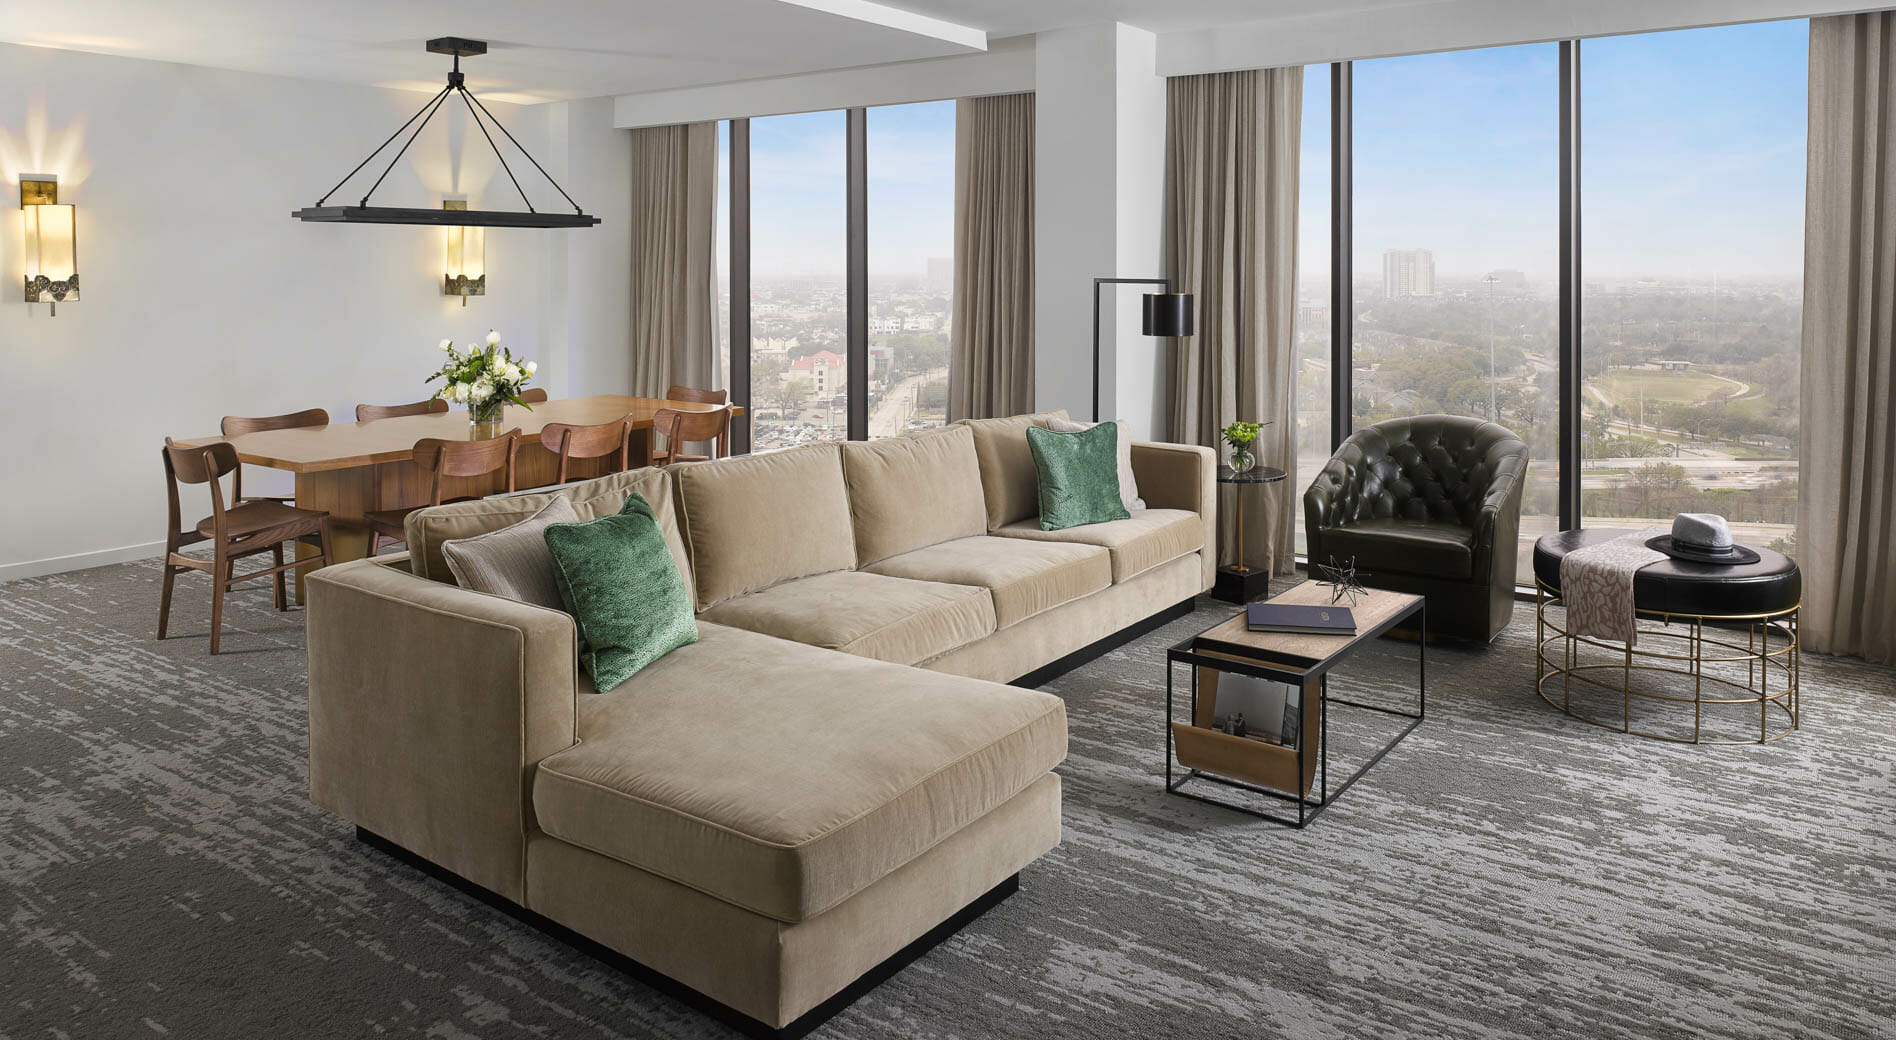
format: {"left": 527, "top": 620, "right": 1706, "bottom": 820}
{"left": 305, "top": 412, "right": 1215, "bottom": 1036}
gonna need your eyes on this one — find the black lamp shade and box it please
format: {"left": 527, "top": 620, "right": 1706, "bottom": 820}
{"left": 1142, "top": 292, "right": 1195, "bottom": 337}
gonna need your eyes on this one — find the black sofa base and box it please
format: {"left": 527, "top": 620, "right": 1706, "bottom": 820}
{"left": 355, "top": 826, "right": 1020, "bottom": 1040}
{"left": 1010, "top": 596, "right": 1195, "bottom": 688}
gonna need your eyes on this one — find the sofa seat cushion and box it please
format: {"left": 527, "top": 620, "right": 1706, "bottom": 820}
{"left": 994, "top": 508, "right": 1204, "bottom": 583}
{"left": 542, "top": 622, "right": 1067, "bottom": 923}
{"left": 1318, "top": 519, "right": 1474, "bottom": 580}
{"left": 698, "top": 570, "right": 995, "bottom": 666}
{"left": 864, "top": 536, "right": 1111, "bottom": 629}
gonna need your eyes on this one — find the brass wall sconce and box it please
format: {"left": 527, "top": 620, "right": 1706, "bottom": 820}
{"left": 22, "top": 176, "right": 78, "bottom": 316}
{"left": 443, "top": 198, "right": 484, "bottom": 306}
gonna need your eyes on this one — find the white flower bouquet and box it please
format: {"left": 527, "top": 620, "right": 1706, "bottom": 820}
{"left": 426, "top": 329, "right": 538, "bottom": 427}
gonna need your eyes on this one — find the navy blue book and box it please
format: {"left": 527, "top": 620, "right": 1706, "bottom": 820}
{"left": 1246, "top": 601, "right": 1356, "bottom": 635}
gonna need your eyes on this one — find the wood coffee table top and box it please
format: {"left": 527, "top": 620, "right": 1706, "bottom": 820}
{"left": 1190, "top": 581, "right": 1424, "bottom": 672}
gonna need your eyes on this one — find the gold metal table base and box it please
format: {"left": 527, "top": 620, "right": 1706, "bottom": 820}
{"left": 1534, "top": 580, "right": 1800, "bottom": 744}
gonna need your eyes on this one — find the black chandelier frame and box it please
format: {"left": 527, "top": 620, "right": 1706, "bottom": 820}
{"left": 291, "top": 37, "right": 601, "bottom": 229}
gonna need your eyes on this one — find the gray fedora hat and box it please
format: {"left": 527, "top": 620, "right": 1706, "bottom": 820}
{"left": 1646, "top": 512, "right": 1761, "bottom": 565}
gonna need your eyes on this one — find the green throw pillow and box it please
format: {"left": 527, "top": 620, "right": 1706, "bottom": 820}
{"left": 543, "top": 492, "right": 698, "bottom": 692}
{"left": 1025, "top": 422, "right": 1131, "bottom": 531}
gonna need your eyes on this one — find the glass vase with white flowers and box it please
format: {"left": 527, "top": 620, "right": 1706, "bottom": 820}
{"left": 426, "top": 330, "right": 537, "bottom": 430}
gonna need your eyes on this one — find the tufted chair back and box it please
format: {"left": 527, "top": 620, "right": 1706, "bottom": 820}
{"left": 1305, "top": 415, "right": 1527, "bottom": 533}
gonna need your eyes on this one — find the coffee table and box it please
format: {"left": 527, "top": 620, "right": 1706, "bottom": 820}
{"left": 1164, "top": 582, "right": 1425, "bottom": 828}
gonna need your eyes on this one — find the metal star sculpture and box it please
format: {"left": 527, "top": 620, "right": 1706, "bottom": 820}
{"left": 1316, "top": 555, "right": 1370, "bottom": 606}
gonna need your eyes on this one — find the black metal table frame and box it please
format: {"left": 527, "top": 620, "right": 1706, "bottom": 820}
{"left": 1164, "top": 598, "right": 1426, "bottom": 828}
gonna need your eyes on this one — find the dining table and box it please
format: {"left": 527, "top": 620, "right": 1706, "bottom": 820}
{"left": 180, "top": 394, "right": 741, "bottom": 599}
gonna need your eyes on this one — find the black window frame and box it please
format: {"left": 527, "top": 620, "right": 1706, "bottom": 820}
{"left": 1323, "top": 42, "right": 1586, "bottom": 534}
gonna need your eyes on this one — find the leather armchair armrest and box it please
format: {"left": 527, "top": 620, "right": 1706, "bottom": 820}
{"left": 1301, "top": 452, "right": 1363, "bottom": 560}
{"left": 306, "top": 557, "right": 578, "bottom": 903}
{"left": 1131, "top": 441, "right": 1217, "bottom": 592}
{"left": 1470, "top": 454, "right": 1528, "bottom": 585}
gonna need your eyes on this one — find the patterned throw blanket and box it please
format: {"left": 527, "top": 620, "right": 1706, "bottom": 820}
{"left": 1558, "top": 525, "right": 1669, "bottom": 646}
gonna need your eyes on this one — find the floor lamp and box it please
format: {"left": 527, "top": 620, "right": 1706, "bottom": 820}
{"left": 1091, "top": 278, "right": 1195, "bottom": 421}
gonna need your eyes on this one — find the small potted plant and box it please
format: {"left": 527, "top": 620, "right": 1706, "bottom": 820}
{"left": 1222, "top": 420, "right": 1264, "bottom": 474}
{"left": 427, "top": 330, "right": 537, "bottom": 433}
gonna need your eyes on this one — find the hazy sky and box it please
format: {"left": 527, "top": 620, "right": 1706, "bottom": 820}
{"left": 724, "top": 18, "right": 1808, "bottom": 285}
{"left": 1305, "top": 17, "right": 1808, "bottom": 284}
{"left": 727, "top": 100, "right": 955, "bottom": 280}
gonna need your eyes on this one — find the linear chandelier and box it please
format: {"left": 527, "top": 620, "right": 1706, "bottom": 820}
{"left": 291, "top": 37, "right": 601, "bottom": 229}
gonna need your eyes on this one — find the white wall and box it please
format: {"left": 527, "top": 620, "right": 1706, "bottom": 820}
{"left": 612, "top": 35, "right": 1035, "bottom": 127}
{"left": 1033, "top": 24, "right": 1168, "bottom": 438}
{"left": 0, "top": 43, "right": 614, "bottom": 579}
{"left": 543, "top": 96, "right": 634, "bottom": 399}
{"left": 1111, "top": 26, "right": 1169, "bottom": 443}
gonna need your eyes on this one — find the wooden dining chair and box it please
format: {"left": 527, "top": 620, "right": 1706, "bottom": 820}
{"left": 518, "top": 388, "right": 549, "bottom": 404}
{"left": 655, "top": 386, "right": 731, "bottom": 462}
{"left": 220, "top": 408, "right": 329, "bottom": 505}
{"left": 664, "top": 385, "right": 728, "bottom": 405}
{"left": 366, "top": 429, "right": 522, "bottom": 553}
{"left": 650, "top": 406, "right": 733, "bottom": 466}
{"left": 356, "top": 398, "right": 448, "bottom": 423}
{"left": 160, "top": 438, "right": 332, "bottom": 654}
{"left": 540, "top": 417, "right": 631, "bottom": 484}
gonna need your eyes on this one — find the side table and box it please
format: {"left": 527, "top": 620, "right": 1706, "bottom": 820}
{"left": 1166, "top": 582, "right": 1425, "bottom": 828}
{"left": 1212, "top": 464, "right": 1287, "bottom": 603}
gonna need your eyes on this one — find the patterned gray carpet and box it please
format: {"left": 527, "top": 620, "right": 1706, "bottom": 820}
{"left": 3, "top": 559, "right": 1893, "bottom": 1040}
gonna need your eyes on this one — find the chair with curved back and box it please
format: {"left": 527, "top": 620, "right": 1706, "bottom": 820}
{"left": 655, "top": 385, "right": 731, "bottom": 463}
{"left": 160, "top": 438, "right": 333, "bottom": 654}
{"left": 220, "top": 408, "right": 329, "bottom": 504}
{"left": 1303, "top": 414, "right": 1528, "bottom": 641}
{"left": 356, "top": 398, "right": 449, "bottom": 423}
{"left": 539, "top": 416, "right": 631, "bottom": 485}
{"left": 367, "top": 430, "right": 522, "bottom": 553}
{"left": 650, "top": 406, "right": 733, "bottom": 467}
{"left": 518, "top": 388, "right": 549, "bottom": 404}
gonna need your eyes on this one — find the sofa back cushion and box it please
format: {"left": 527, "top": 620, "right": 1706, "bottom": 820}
{"left": 956, "top": 409, "right": 1070, "bottom": 531}
{"left": 406, "top": 468, "right": 689, "bottom": 593}
{"left": 840, "top": 426, "right": 987, "bottom": 565}
{"left": 673, "top": 443, "right": 857, "bottom": 609}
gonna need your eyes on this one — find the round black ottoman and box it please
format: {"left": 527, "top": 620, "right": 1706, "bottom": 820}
{"left": 1531, "top": 529, "right": 1801, "bottom": 743}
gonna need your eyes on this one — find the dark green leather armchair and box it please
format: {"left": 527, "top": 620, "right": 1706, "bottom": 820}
{"left": 1303, "top": 415, "right": 1528, "bottom": 641}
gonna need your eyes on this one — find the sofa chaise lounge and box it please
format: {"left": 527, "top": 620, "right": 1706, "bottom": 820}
{"left": 305, "top": 412, "right": 1215, "bottom": 1036}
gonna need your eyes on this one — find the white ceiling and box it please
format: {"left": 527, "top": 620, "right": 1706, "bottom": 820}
{"left": 0, "top": 0, "right": 1436, "bottom": 104}
{"left": 878, "top": 0, "right": 1428, "bottom": 37}
{"left": 0, "top": 0, "right": 994, "bottom": 104}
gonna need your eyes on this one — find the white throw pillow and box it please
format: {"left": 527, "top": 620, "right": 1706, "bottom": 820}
{"left": 1041, "top": 417, "right": 1144, "bottom": 512}
{"left": 440, "top": 495, "right": 580, "bottom": 609}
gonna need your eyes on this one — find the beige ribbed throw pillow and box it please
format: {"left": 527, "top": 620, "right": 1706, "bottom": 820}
{"left": 440, "top": 494, "right": 579, "bottom": 609}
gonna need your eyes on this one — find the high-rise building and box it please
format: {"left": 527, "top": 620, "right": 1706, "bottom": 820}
{"left": 1381, "top": 248, "right": 1436, "bottom": 297}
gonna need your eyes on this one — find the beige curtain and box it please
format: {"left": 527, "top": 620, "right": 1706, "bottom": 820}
{"left": 629, "top": 122, "right": 720, "bottom": 397}
{"left": 1798, "top": 14, "right": 1896, "bottom": 665}
{"left": 1164, "top": 68, "right": 1302, "bottom": 576}
{"left": 950, "top": 93, "right": 1036, "bottom": 420}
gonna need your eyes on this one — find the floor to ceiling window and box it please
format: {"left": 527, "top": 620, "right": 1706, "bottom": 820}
{"left": 1304, "top": 18, "right": 1807, "bottom": 581}
{"left": 1349, "top": 44, "right": 1560, "bottom": 577}
{"left": 715, "top": 120, "right": 732, "bottom": 398}
{"left": 748, "top": 110, "right": 849, "bottom": 450}
{"left": 866, "top": 101, "right": 955, "bottom": 437}
{"left": 1579, "top": 21, "right": 1807, "bottom": 556}
{"left": 1292, "top": 65, "right": 1332, "bottom": 554}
